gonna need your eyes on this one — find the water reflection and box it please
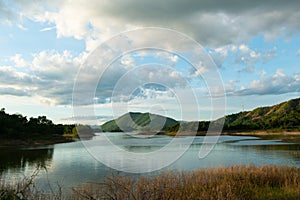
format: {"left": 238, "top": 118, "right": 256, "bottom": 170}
{"left": 0, "top": 147, "right": 53, "bottom": 174}
{"left": 236, "top": 144, "right": 300, "bottom": 165}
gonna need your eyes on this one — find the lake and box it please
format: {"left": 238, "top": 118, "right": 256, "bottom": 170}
{"left": 1, "top": 133, "right": 300, "bottom": 192}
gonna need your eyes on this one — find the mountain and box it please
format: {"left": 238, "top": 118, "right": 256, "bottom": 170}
{"left": 101, "top": 112, "right": 178, "bottom": 132}
{"left": 101, "top": 98, "right": 300, "bottom": 133}
{"left": 166, "top": 97, "right": 300, "bottom": 133}
{"left": 223, "top": 97, "right": 300, "bottom": 131}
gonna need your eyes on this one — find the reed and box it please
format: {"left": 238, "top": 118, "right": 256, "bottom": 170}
{"left": 75, "top": 165, "right": 300, "bottom": 200}
{"left": 1, "top": 165, "right": 300, "bottom": 199}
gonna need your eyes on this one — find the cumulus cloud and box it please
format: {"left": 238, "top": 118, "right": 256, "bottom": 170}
{"left": 1, "top": 0, "right": 299, "bottom": 108}
{"left": 234, "top": 44, "right": 278, "bottom": 73}
{"left": 208, "top": 45, "right": 236, "bottom": 68}
{"left": 0, "top": 66, "right": 33, "bottom": 86}
{"left": 0, "top": 49, "right": 193, "bottom": 106}
{"left": 95, "top": 63, "right": 188, "bottom": 104}
{"left": 10, "top": 54, "right": 29, "bottom": 68}
{"left": 235, "top": 44, "right": 260, "bottom": 73}
{"left": 234, "top": 69, "right": 300, "bottom": 96}
{"left": 0, "top": 51, "right": 85, "bottom": 105}
{"left": 2, "top": 0, "right": 300, "bottom": 48}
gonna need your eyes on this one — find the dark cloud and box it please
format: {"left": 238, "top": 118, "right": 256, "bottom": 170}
{"left": 90, "top": 0, "right": 300, "bottom": 46}
{"left": 0, "top": 87, "right": 29, "bottom": 96}
{"left": 3, "top": 0, "right": 300, "bottom": 47}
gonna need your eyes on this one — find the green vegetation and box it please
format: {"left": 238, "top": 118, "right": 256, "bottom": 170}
{"left": 168, "top": 97, "right": 300, "bottom": 134}
{"left": 1, "top": 165, "right": 299, "bottom": 199}
{"left": 101, "top": 112, "right": 178, "bottom": 132}
{"left": 0, "top": 108, "right": 80, "bottom": 146}
{"left": 223, "top": 98, "right": 300, "bottom": 131}
{"left": 100, "top": 98, "right": 300, "bottom": 136}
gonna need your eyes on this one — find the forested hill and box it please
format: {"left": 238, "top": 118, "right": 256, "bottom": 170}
{"left": 159, "top": 98, "right": 300, "bottom": 133}
{"left": 102, "top": 98, "right": 300, "bottom": 133}
{"left": 101, "top": 112, "right": 178, "bottom": 132}
{"left": 223, "top": 97, "right": 300, "bottom": 131}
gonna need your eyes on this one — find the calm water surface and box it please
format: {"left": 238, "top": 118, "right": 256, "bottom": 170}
{"left": 1, "top": 133, "right": 300, "bottom": 191}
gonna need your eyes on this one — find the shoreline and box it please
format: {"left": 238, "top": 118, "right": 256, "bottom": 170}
{"left": 2, "top": 130, "right": 300, "bottom": 147}
{"left": 223, "top": 131, "right": 300, "bottom": 143}
{"left": 157, "top": 130, "right": 300, "bottom": 143}
{"left": 0, "top": 135, "right": 75, "bottom": 148}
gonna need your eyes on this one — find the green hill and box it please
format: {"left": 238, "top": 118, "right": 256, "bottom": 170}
{"left": 101, "top": 112, "right": 178, "bottom": 132}
{"left": 223, "top": 97, "right": 300, "bottom": 131}
{"left": 168, "top": 98, "right": 300, "bottom": 133}
{"left": 101, "top": 98, "right": 300, "bottom": 133}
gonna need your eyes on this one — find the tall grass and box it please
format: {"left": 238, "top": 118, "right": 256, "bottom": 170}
{"left": 74, "top": 165, "right": 300, "bottom": 200}
{"left": 1, "top": 165, "right": 300, "bottom": 199}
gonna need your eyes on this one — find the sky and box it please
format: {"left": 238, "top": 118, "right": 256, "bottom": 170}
{"left": 0, "top": 0, "right": 300, "bottom": 125}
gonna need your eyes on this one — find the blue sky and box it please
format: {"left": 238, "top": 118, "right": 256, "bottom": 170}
{"left": 0, "top": 0, "right": 300, "bottom": 124}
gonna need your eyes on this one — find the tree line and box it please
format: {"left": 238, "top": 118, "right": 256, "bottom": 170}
{"left": 168, "top": 98, "right": 300, "bottom": 133}
{"left": 0, "top": 108, "right": 76, "bottom": 139}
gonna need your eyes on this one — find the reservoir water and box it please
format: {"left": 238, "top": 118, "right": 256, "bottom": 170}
{"left": 1, "top": 133, "right": 300, "bottom": 191}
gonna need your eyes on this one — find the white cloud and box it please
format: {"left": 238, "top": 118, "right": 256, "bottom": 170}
{"left": 235, "top": 44, "right": 278, "bottom": 73}
{"left": 3, "top": 0, "right": 300, "bottom": 48}
{"left": 10, "top": 54, "right": 28, "bottom": 68}
{"left": 152, "top": 51, "right": 180, "bottom": 67}
{"left": 236, "top": 44, "right": 260, "bottom": 65}
{"left": 190, "top": 67, "right": 207, "bottom": 77}
{"left": 170, "top": 55, "right": 179, "bottom": 63}
{"left": 0, "top": 51, "right": 86, "bottom": 105}
{"left": 208, "top": 45, "right": 235, "bottom": 68}
{"left": 273, "top": 69, "right": 286, "bottom": 78}
{"left": 234, "top": 69, "right": 300, "bottom": 96}
{"left": 40, "top": 26, "right": 56, "bottom": 32}
{"left": 239, "top": 44, "right": 249, "bottom": 53}
{"left": 1, "top": 0, "right": 299, "bottom": 111}
{"left": 120, "top": 54, "right": 135, "bottom": 68}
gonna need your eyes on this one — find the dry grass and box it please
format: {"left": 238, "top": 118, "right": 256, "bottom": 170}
{"left": 0, "top": 167, "right": 63, "bottom": 200}
{"left": 1, "top": 165, "right": 300, "bottom": 199}
{"left": 74, "top": 165, "right": 300, "bottom": 200}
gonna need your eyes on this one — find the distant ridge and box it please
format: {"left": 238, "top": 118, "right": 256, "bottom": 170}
{"left": 101, "top": 98, "right": 300, "bottom": 133}
{"left": 101, "top": 112, "right": 178, "bottom": 132}
{"left": 168, "top": 97, "right": 300, "bottom": 133}
{"left": 223, "top": 97, "right": 300, "bottom": 131}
